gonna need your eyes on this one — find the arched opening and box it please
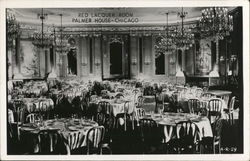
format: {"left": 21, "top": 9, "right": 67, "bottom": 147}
{"left": 155, "top": 52, "right": 165, "bottom": 75}
{"left": 67, "top": 48, "right": 77, "bottom": 75}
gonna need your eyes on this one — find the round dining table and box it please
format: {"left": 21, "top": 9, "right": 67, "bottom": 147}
{"left": 207, "top": 90, "right": 232, "bottom": 97}
{"left": 19, "top": 118, "right": 98, "bottom": 154}
{"left": 140, "top": 112, "right": 213, "bottom": 143}
{"left": 89, "top": 97, "right": 135, "bottom": 117}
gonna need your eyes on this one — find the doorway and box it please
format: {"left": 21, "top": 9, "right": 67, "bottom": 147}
{"left": 110, "top": 42, "right": 123, "bottom": 75}
{"left": 67, "top": 48, "right": 77, "bottom": 75}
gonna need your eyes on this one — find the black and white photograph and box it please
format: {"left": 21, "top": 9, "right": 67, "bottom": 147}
{"left": 0, "top": 0, "right": 249, "bottom": 160}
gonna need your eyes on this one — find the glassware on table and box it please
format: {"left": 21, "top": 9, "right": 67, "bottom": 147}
{"left": 150, "top": 111, "right": 154, "bottom": 118}
{"left": 71, "top": 114, "right": 77, "bottom": 119}
{"left": 54, "top": 114, "right": 59, "bottom": 120}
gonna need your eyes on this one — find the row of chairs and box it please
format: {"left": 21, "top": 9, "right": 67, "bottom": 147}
{"left": 187, "top": 96, "right": 237, "bottom": 125}
{"left": 29, "top": 125, "right": 111, "bottom": 155}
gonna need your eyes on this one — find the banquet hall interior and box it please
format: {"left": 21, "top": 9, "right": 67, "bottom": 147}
{"left": 6, "top": 7, "right": 243, "bottom": 155}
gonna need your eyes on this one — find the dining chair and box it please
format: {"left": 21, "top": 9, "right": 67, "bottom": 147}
{"left": 207, "top": 98, "right": 223, "bottom": 124}
{"left": 116, "top": 87, "right": 125, "bottom": 93}
{"left": 202, "top": 86, "right": 209, "bottom": 93}
{"left": 26, "top": 113, "right": 39, "bottom": 123}
{"left": 12, "top": 100, "right": 24, "bottom": 123}
{"left": 37, "top": 129, "right": 63, "bottom": 154}
{"left": 38, "top": 101, "right": 50, "bottom": 120}
{"left": 12, "top": 100, "right": 25, "bottom": 140}
{"left": 65, "top": 131, "right": 82, "bottom": 155}
{"left": 200, "top": 118, "right": 223, "bottom": 154}
{"left": 133, "top": 107, "right": 146, "bottom": 127}
{"left": 202, "top": 92, "right": 215, "bottom": 99}
{"left": 212, "top": 118, "right": 223, "bottom": 154}
{"left": 97, "top": 101, "right": 110, "bottom": 114}
{"left": 168, "top": 121, "right": 199, "bottom": 154}
{"left": 139, "top": 118, "right": 161, "bottom": 154}
{"left": 114, "top": 92, "right": 124, "bottom": 99}
{"left": 114, "top": 101, "right": 131, "bottom": 131}
{"left": 136, "top": 108, "right": 146, "bottom": 120}
{"left": 132, "top": 89, "right": 140, "bottom": 95}
{"left": 101, "top": 90, "right": 108, "bottom": 95}
{"left": 89, "top": 95, "right": 98, "bottom": 102}
{"left": 187, "top": 99, "right": 201, "bottom": 115}
{"left": 135, "top": 96, "right": 144, "bottom": 108}
{"left": 218, "top": 94, "right": 230, "bottom": 108}
{"left": 86, "top": 126, "right": 111, "bottom": 154}
{"left": 168, "top": 95, "right": 181, "bottom": 113}
{"left": 195, "top": 88, "right": 203, "bottom": 97}
{"left": 226, "top": 96, "right": 236, "bottom": 125}
{"left": 97, "top": 101, "right": 114, "bottom": 142}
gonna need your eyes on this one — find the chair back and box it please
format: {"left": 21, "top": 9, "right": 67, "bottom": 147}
{"left": 187, "top": 99, "right": 200, "bottom": 114}
{"left": 136, "top": 108, "right": 145, "bottom": 119}
{"left": 227, "top": 96, "right": 236, "bottom": 125}
{"left": 101, "top": 90, "right": 108, "bottom": 95}
{"left": 66, "top": 131, "right": 82, "bottom": 153}
{"left": 219, "top": 94, "right": 230, "bottom": 108}
{"left": 90, "top": 95, "right": 98, "bottom": 102}
{"left": 86, "top": 126, "right": 105, "bottom": 154}
{"left": 116, "top": 87, "right": 125, "bottom": 93}
{"left": 136, "top": 96, "right": 144, "bottom": 108}
{"left": 38, "top": 129, "right": 61, "bottom": 154}
{"left": 13, "top": 100, "right": 25, "bottom": 123}
{"left": 202, "top": 92, "right": 215, "bottom": 99}
{"left": 98, "top": 101, "right": 112, "bottom": 114}
{"left": 176, "top": 121, "right": 199, "bottom": 143}
{"left": 212, "top": 118, "right": 223, "bottom": 152}
{"left": 229, "top": 96, "right": 236, "bottom": 110}
{"left": 139, "top": 118, "right": 160, "bottom": 143}
{"left": 208, "top": 98, "right": 223, "bottom": 123}
{"left": 26, "top": 113, "right": 39, "bottom": 123}
{"left": 132, "top": 89, "right": 140, "bottom": 95}
{"left": 115, "top": 92, "right": 124, "bottom": 99}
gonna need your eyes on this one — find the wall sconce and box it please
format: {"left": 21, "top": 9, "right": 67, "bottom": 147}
{"left": 144, "top": 59, "right": 151, "bottom": 65}
{"left": 95, "top": 59, "right": 101, "bottom": 66}
{"left": 169, "top": 54, "right": 175, "bottom": 65}
{"left": 220, "top": 56, "right": 225, "bottom": 61}
{"left": 230, "top": 55, "right": 237, "bottom": 61}
{"left": 131, "top": 58, "right": 137, "bottom": 65}
{"left": 58, "top": 57, "right": 63, "bottom": 66}
{"left": 81, "top": 59, "right": 88, "bottom": 66}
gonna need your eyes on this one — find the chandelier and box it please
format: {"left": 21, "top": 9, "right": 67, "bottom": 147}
{"left": 173, "top": 7, "right": 195, "bottom": 50}
{"left": 31, "top": 8, "right": 53, "bottom": 48}
{"left": 199, "top": 7, "right": 233, "bottom": 40}
{"left": 55, "top": 14, "right": 70, "bottom": 54}
{"left": 6, "top": 9, "right": 20, "bottom": 48}
{"left": 154, "top": 12, "right": 175, "bottom": 55}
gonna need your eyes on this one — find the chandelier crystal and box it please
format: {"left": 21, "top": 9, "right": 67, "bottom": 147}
{"left": 154, "top": 13, "right": 175, "bottom": 55}
{"left": 31, "top": 8, "right": 53, "bottom": 48}
{"left": 55, "top": 14, "right": 70, "bottom": 55}
{"left": 173, "top": 7, "right": 195, "bottom": 50}
{"left": 199, "top": 7, "right": 233, "bottom": 39}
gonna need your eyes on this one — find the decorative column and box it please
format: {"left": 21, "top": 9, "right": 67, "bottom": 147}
{"left": 48, "top": 47, "right": 57, "bottom": 79}
{"left": 209, "top": 35, "right": 220, "bottom": 77}
{"left": 61, "top": 53, "right": 68, "bottom": 77}
{"left": 182, "top": 49, "right": 186, "bottom": 72}
{"left": 175, "top": 49, "right": 185, "bottom": 77}
{"left": 13, "top": 36, "right": 24, "bottom": 79}
{"left": 93, "top": 36, "right": 102, "bottom": 80}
